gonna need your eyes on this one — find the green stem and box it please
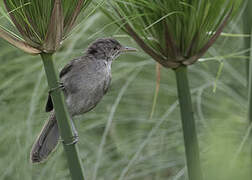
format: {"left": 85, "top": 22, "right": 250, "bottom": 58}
{"left": 248, "top": 40, "right": 252, "bottom": 125}
{"left": 243, "top": 0, "right": 252, "bottom": 123}
{"left": 40, "top": 53, "right": 85, "bottom": 180}
{"left": 243, "top": 1, "right": 252, "bottom": 176}
{"left": 175, "top": 66, "right": 203, "bottom": 180}
{"left": 243, "top": 0, "right": 252, "bottom": 82}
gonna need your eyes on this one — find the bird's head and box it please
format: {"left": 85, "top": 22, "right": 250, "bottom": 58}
{"left": 86, "top": 38, "right": 137, "bottom": 61}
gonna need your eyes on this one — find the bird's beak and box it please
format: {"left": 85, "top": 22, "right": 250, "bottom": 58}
{"left": 120, "top": 46, "right": 138, "bottom": 52}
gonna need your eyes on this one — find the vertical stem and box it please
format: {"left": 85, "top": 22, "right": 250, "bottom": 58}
{"left": 248, "top": 35, "right": 252, "bottom": 124}
{"left": 40, "top": 53, "right": 85, "bottom": 180}
{"left": 243, "top": 0, "right": 252, "bottom": 82}
{"left": 243, "top": 1, "right": 252, "bottom": 176}
{"left": 249, "top": 38, "right": 252, "bottom": 180}
{"left": 175, "top": 66, "right": 203, "bottom": 180}
{"left": 243, "top": 0, "right": 252, "bottom": 123}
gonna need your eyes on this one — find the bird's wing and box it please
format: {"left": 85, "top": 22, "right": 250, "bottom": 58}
{"left": 45, "top": 59, "right": 77, "bottom": 112}
{"left": 59, "top": 61, "right": 74, "bottom": 78}
{"left": 103, "top": 75, "right": 111, "bottom": 94}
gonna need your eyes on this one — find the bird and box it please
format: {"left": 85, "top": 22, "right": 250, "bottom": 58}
{"left": 30, "top": 38, "right": 137, "bottom": 163}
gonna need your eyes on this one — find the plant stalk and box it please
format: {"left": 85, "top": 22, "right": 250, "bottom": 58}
{"left": 243, "top": 0, "right": 252, "bottom": 128}
{"left": 243, "top": 0, "right": 252, "bottom": 82}
{"left": 244, "top": 1, "right": 252, "bottom": 175}
{"left": 175, "top": 66, "right": 203, "bottom": 180}
{"left": 40, "top": 53, "right": 85, "bottom": 180}
{"left": 247, "top": 27, "right": 252, "bottom": 123}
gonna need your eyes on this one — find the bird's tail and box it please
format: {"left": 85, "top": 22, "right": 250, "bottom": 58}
{"left": 30, "top": 111, "right": 59, "bottom": 163}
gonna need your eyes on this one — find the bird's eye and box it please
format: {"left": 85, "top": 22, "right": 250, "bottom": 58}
{"left": 89, "top": 48, "right": 98, "bottom": 54}
{"left": 113, "top": 47, "right": 118, "bottom": 51}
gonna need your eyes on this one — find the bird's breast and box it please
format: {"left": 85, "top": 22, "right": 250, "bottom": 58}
{"left": 64, "top": 60, "right": 112, "bottom": 115}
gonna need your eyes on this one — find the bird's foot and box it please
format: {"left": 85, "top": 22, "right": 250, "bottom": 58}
{"left": 49, "top": 82, "right": 65, "bottom": 94}
{"left": 60, "top": 120, "right": 79, "bottom": 145}
{"left": 70, "top": 120, "right": 79, "bottom": 139}
{"left": 62, "top": 134, "right": 79, "bottom": 146}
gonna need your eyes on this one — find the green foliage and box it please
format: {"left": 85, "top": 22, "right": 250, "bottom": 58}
{"left": 104, "top": 2, "right": 243, "bottom": 180}
{"left": 0, "top": 3, "right": 251, "bottom": 180}
{"left": 1, "top": 1, "right": 93, "bottom": 179}
{"left": 104, "top": 0, "right": 242, "bottom": 67}
{"left": 3, "top": 0, "right": 92, "bottom": 52}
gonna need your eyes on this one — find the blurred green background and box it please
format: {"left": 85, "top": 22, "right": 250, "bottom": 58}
{"left": 0, "top": 2, "right": 250, "bottom": 180}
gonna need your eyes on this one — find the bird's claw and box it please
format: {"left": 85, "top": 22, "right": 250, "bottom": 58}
{"left": 49, "top": 82, "right": 65, "bottom": 94}
{"left": 59, "top": 120, "right": 79, "bottom": 146}
{"left": 62, "top": 135, "right": 79, "bottom": 146}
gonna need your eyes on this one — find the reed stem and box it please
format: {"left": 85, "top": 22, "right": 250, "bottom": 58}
{"left": 243, "top": 0, "right": 252, "bottom": 82}
{"left": 40, "top": 53, "right": 85, "bottom": 180}
{"left": 243, "top": 1, "right": 252, "bottom": 176}
{"left": 175, "top": 65, "right": 203, "bottom": 180}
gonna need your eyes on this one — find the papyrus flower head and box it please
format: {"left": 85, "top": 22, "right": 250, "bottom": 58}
{"left": 1, "top": 0, "right": 92, "bottom": 54}
{"left": 105, "top": 0, "right": 242, "bottom": 68}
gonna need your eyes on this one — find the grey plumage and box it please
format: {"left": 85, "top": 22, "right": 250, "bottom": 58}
{"left": 31, "top": 112, "right": 59, "bottom": 163}
{"left": 30, "top": 38, "right": 136, "bottom": 163}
